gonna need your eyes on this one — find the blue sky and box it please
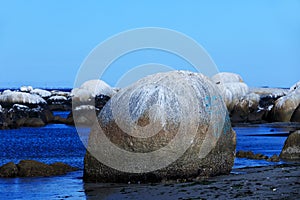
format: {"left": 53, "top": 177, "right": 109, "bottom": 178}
{"left": 0, "top": 0, "right": 299, "bottom": 88}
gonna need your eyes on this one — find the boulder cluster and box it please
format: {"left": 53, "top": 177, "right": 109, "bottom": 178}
{"left": 0, "top": 80, "right": 113, "bottom": 129}
{"left": 211, "top": 72, "right": 300, "bottom": 123}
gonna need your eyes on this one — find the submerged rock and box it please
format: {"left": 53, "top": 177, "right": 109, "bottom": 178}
{"left": 280, "top": 130, "right": 300, "bottom": 160}
{"left": 0, "top": 160, "right": 78, "bottom": 177}
{"left": 84, "top": 71, "right": 236, "bottom": 183}
{"left": 0, "top": 162, "right": 18, "bottom": 177}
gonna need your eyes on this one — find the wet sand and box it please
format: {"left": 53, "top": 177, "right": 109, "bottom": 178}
{"left": 85, "top": 163, "right": 300, "bottom": 200}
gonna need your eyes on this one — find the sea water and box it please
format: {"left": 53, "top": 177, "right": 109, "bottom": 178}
{"left": 0, "top": 123, "right": 289, "bottom": 199}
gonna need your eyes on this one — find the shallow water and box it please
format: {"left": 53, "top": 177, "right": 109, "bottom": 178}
{"left": 0, "top": 123, "right": 290, "bottom": 199}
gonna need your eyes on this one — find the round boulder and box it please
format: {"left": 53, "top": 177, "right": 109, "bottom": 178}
{"left": 280, "top": 130, "right": 300, "bottom": 160}
{"left": 83, "top": 71, "right": 236, "bottom": 183}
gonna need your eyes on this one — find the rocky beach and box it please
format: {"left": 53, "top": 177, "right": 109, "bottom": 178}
{"left": 0, "top": 71, "right": 299, "bottom": 199}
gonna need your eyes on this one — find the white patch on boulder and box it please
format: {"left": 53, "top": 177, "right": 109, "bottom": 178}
{"left": 74, "top": 105, "right": 99, "bottom": 111}
{"left": 48, "top": 95, "right": 67, "bottom": 101}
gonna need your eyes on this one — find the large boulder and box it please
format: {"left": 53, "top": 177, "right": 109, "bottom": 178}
{"left": 280, "top": 131, "right": 300, "bottom": 160}
{"left": 272, "top": 85, "right": 300, "bottom": 122}
{"left": 84, "top": 71, "right": 236, "bottom": 183}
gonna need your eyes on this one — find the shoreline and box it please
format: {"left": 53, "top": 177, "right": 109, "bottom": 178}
{"left": 1, "top": 162, "right": 299, "bottom": 199}
{"left": 83, "top": 163, "right": 300, "bottom": 199}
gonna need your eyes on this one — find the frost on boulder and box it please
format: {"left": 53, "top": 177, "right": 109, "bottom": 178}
{"left": 0, "top": 91, "right": 46, "bottom": 106}
{"left": 83, "top": 71, "right": 236, "bottom": 183}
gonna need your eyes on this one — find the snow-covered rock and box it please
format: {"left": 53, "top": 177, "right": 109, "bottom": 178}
{"left": 0, "top": 92, "right": 46, "bottom": 105}
{"left": 80, "top": 79, "right": 115, "bottom": 97}
{"left": 20, "top": 86, "right": 33, "bottom": 92}
{"left": 211, "top": 72, "right": 244, "bottom": 84}
{"left": 71, "top": 80, "right": 115, "bottom": 103}
{"left": 30, "top": 89, "right": 52, "bottom": 98}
